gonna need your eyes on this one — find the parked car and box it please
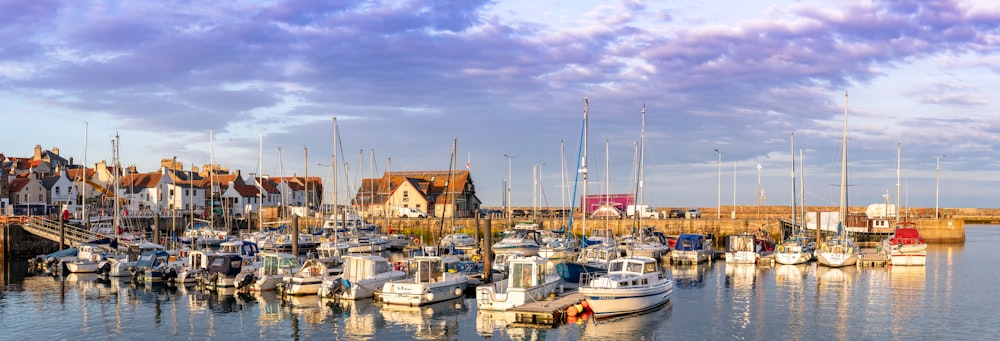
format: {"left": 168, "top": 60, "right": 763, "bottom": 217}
{"left": 686, "top": 208, "right": 702, "bottom": 219}
{"left": 512, "top": 209, "right": 528, "bottom": 217}
{"left": 668, "top": 209, "right": 686, "bottom": 218}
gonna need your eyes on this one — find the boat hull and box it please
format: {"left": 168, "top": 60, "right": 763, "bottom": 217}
{"left": 381, "top": 277, "right": 468, "bottom": 307}
{"left": 476, "top": 276, "right": 562, "bottom": 311}
{"left": 670, "top": 250, "right": 711, "bottom": 265}
{"left": 581, "top": 281, "right": 673, "bottom": 319}
{"left": 816, "top": 251, "right": 858, "bottom": 268}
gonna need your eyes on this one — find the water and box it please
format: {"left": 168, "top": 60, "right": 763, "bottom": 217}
{"left": 3, "top": 226, "right": 1000, "bottom": 340}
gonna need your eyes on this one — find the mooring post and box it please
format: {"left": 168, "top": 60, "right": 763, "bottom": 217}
{"left": 59, "top": 217, "right": 65, "bottom": 250}
{"left": 292, "top": 215, "right": 299, "bottom": 256}
{"left": 483, "top": 217, "right": 492, "bottom": 284}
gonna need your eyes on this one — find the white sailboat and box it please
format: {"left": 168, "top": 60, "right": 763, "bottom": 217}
{"left": 816, "top": 93, "right": 860, "bottom": 268}
{"left": 774, "top": 133, "right": 814, "bottom": 265}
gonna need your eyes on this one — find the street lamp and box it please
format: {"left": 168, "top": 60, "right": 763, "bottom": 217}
{"left": 504, "top": 154, "right": 515, "bottom": 220}
{"left": 714, "top": 148, "right": 724, "bottom": 219}
{"left": 933, "top": 155, "right": 945, "bottom": 219}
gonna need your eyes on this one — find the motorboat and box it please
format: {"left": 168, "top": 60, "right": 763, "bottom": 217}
{"left": 381, "top": 256, "right": 469, "bottom": 306}
{"left": 319, "top": 255, "right": 406, "bottom": 300}
{"left": 724, "top": 234, "right": 760, "bottom": 264}
{"left": 64, "top": 243, "right": 108, "bottom": 273}
{"left": 773, "top": 233, "right": 814, "bottom": 265}
{"left": 555, "top": 243, "right": 621, "bottom": 287}
{"left": 491, "top": 226, "right": 542, "bottom": 256}
{"left": 670, "top": 233, "right": 714, "bottom": 265}
{"left": 579, "top": 256, "right": 673, "bottom": 319}
{"left": 280, "top": 258, "right": 335, "bottom": 296}
{"left": 881, "top": 223, "right": 927, "bottom": 266}
{"left": 476, "top": 256, "right": 563, "bottom": 311}
{"left": 197, "top": 253, "right": 254, "bottom": 289}
{"left": 236, "top": 252, "right": 301, "bottom": 292}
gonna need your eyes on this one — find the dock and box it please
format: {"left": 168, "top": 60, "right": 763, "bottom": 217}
{"left": 857, "top": 250, "right": 887, "bottom": 267}
{"left": 507, "top": 291, "right": 584, "bottom": 326}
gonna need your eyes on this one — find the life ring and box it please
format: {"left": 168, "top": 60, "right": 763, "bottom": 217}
{"left": 821, "top": 244, "right": 829, "bottom": 252}
{"left": 394, "top": 262, "right": 404, "bottom": 271}
{"left": 413, "top": 238, "right": 421, "bottom": 246}
{"left": 776, "top": 245, "right": 784, "bottom": 253}
{"left": 471, "top": 255, "right": 482, "bottom": 263}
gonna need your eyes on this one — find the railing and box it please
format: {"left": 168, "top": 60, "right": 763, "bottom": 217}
{"left": 21, "top": 217, "right": 100, "bottom": 248}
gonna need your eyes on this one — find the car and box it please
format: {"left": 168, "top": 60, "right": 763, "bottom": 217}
{"left": 512, "top": 209, "right": 528, "bottom": 217}
{"left": 686, "top": 208, "right": 702, "bottom": 219}
{"left": 668, "top": 209, "right": 685, "bottom": 218}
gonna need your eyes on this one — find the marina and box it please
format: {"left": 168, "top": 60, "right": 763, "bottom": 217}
{"left": 1, "top": 225, "right": 996, "bottom": 340}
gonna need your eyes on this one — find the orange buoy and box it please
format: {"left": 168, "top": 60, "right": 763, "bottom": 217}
{"left": 566, "top": 305, "right": 579, "bottom": 317}
{"left": 580, "top": 300, "right": 591, "bottom": 312}
{"left": 574, "top": 303, "right": 584, "bottom": 314}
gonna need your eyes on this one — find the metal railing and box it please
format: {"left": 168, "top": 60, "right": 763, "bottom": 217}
{"left": 22, "top": 217, "right": 100, "bottom": 248}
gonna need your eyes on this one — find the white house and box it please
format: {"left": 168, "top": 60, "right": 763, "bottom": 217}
{"left": 41, "top": 169, "right": 77, "bottom": 208}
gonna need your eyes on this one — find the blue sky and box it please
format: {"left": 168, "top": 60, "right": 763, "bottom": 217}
{"left": 2, "top": 0, "right": 999, "bottom": 209}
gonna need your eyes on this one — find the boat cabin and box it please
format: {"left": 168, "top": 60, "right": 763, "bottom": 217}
{"left": 218, "top": 240, "right": 259, "bottom": 258}
{"left": 412, "top": 256, "right": 459, "bottom": 283}
{"left": 258, "top": 252, "right": 301, "bottom": 277}
{"left": 207, "top": 254, "right": 249, "bottom": 277}
{"left": 507, "top": 257, "right": 547, "bottom": 289}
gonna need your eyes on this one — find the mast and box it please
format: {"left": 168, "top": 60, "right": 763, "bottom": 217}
{"left": 304, "top": 146, "right": 309, "bottom": 217}
{"left": 633, "top": 104, "right": 647, "bottom": 239}
{"left": 791, "top": 132, "right": 797, "bottom": 234}
{"left": 839, "top": 92, "right": 849, "bottom": 239}
{"left": 800, "top": 148, "right": 806, "bottom": 234}
{"left": 560, "top": 139, "right": 567, "bottom": 228}
{"left": 210, "top": 128, "right": 215, "bottom": 229}
{"left": 893, "top": 142, "right": 902, "bottom": 225}
{"left": 82, "top": 122, "right": 88, "bottom": 228}
{"left": 258, "top": 130, "right": 263, "bottom": 231}
{"left": 582, "top": 98, "right": 589, "bottom": 238}
{"left": 113, "top": 133, "right": 121, "bottom": 242}
{"left": 332, "top": 118, "right": 339, "bottom": 220}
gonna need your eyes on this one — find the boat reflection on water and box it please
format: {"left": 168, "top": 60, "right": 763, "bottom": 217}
{"left": 774, "top": 264, "right": 809, "bottom": 286}
{"left": 326, "top": 299, "right": 383, "bottom": 340}
{"left": 724, "top": 263, "right": 757, "bottom": 332}
{"left": 724, "top": 263, "right": 757, "bottom": 289}
{"left": 890, "top": 265, "right": 926, "bottom": 338}
{"left": 580, "top": 301, "right": 672, "bottom": 339}
{"left": 670, "top": 262, "right": 712, "bottom": 289}
{"left": 475, "top": 310, "right": 549, "bottom": 340}
{"left": 380, "top": 297, "right": 470, "bottom": 340}
{"left": 815, "top": 265, "right": 858, "bottom": 341}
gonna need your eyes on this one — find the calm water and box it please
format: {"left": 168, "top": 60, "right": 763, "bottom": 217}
{"left": 3, "top": 226, "right": 999, "bottom": 340}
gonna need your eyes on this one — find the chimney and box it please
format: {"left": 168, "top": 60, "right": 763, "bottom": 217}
{"left": 52, "top": 147, "right": 59, "bottom": 155}
{"left": 34, "top": 145, "right": 42, "bottom": 160}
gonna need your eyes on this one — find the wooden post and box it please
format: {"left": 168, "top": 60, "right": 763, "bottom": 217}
{"left": 483, "top": 217, "right": 492, "bottom": 284}
{"left": 59, "top": 217, "right": 65, "bottom": 250}
{"left": 153, "top": 215, "right": 160, "bottom": 245}
{"left": 292, "top": 215, "right": 299, "bottom": 256}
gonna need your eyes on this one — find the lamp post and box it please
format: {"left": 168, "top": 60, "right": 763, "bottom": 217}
{"left": 933, "top": 155, "right": 945, "bottom": 219}
{"left": 714, "top": 148, "right": 723, "bottom": 219}
{"left": 504, "top": 154, "right": 515, "bottom": 221}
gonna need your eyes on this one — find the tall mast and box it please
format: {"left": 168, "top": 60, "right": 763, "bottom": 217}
{"left": 332, "top": 118, "right": 339, "bottom": 219}
{"left": 304, "top": 146, "right": 309, "bottom": 216}
{"left": 82, "top": 122, "right": 88, "bottom": 228}
{"left": 581, "top": 98, "right": 589, "bottom": 237}
{"left": 800, "top": 148, "right": 806, "bottom": 233}
{"left": 113, "top": 133, "right": 121, "bottom": 241}
{"left": 896, "top": 142, "right": 901, "bottom": 225}
{"left": 258, "top": 130, "right": 263, "bottom": 231}
{"left": 791, "top": 132, "right": 797, "bottom": 232}
{"left": 839, "top": 92, "right": 849, "bottom": 237}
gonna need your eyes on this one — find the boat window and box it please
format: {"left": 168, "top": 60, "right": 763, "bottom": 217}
{"left": 609, "top": 262, "right": 624, "bottom": 272}
{"left": 644, "top": 262, "right": 656, "bottom": 273}
{"left": 627, "top": 262, "right": 643, "bottom": 273}
{"left": 511, "top": 263, "right": 531, "bottom": 288}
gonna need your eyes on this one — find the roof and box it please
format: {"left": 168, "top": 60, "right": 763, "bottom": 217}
{"left": 8, "top": 177, "right": 31, "bottom": 193}
{"left": 232, "top": 183, "right": 260, "bottom": 197}
{"left": 120, "top": 173, "right": 164, "bottom": 189}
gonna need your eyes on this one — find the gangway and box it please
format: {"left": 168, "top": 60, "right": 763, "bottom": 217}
{"left": 20, "top": 217, "right": 101, "bottom": 248}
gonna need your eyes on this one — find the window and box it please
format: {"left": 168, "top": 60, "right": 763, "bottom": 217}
{"left": 55, "top": 187, "right": 60, "bottom": 195}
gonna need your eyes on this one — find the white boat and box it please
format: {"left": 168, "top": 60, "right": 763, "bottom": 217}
{"left": 491, "top": 226, "right": 542, "bottom": 256}
{"left": 384, "top": 233, "right": 413, "bottom": 251}
{"left": 476, "top": 256, "right": 562, "bottom": 311}
{"left": 237, "top": 252, "right": 301, "bottom": 292}
{"left": 670, "top": 233, "right": 714, "bottom": 265}
{"left": 181, "top": 221, "right": 229, "bottom": 247}
{"left": 491, "top": 251, "right": 525, "bottom": 274}
{"left": 817, "top": 93, "right": 861, "bottom": 268}
{"left": 64, "top": 243, "right": 108, "bottom": 273}
{"left": 881, "top": 223, "right": 927, "bottom": 266}
{"left": 579, "top": 256, "right": 673, "bottom": 319}
{"left": 538, "top": 228, "right": 578, "bottom": 260}
{"left": 280, "top": 258, "right": 332, "bottom": 296}
{"left": 621, "top": 228, "right": 670, "bottom": 259}
{"left": 381, "top": 256, "right": 469, "bottom": 306}
{"left": 725, "top": 234, "right": 760, "bottom": 264}
{"left": 773, "top": 235, "right": 813, "bottom": 265}
{"left": 439, "top": 233, "right": 476, "bottom": 250}
{"left": 319, "top": 255, "right": 405, "bottom": 300}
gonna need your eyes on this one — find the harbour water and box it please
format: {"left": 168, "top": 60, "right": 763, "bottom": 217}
{"left": 2, "top": 225, "right": 999, "bottom": 340}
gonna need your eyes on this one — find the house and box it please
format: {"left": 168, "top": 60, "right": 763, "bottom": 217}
{"left": 8, "top": 175, "right": 47, "bottom": 206}
{"left": 269, "top": 176, "right": 323, "bottom": 209}
{"left": 119, "top": 167, "right": 174, "bottom": 214}
{"left": 41, "top": 169, "right": 77, "bottom": 208}
{"left": 354, "top": 170, "right": 481, "bottom": 218}
{"left": 221, "top": 180, "right": 262, "bottom": 217}
{"left": 163, "top": 164, "right": 207, "bottom": 215}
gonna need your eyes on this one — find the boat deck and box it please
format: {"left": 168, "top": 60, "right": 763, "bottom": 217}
{"left": 507, "top": 291, "right": 583, "bottom": 326}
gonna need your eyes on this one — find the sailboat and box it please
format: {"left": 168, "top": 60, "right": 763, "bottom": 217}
{"left": 622, "top": 104, "right": 669, "bottom": 259}
{"left": 774, "top": 133, "right": 814, "bottom": 265}
{"left": 556, "top": 99, "right": 620, "bottom": 286}
{"left": 380, "top": 139, "right": 470, "bottom": 306}
{"left": 816, "top": 93, "right": 860, "bottom": 268}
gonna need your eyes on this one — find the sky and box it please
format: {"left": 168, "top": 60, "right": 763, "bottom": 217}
{"left": 2, "top": 0, "right": 999, "bottom": 210}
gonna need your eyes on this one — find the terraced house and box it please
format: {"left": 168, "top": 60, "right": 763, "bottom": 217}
{"left": 354, "top": 170, "right": 481, "bottom": 218}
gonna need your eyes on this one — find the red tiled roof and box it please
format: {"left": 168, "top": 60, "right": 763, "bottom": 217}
{"left": 8, "top": 177, "right": 30, "bottom": 192}
{"left": 233, "top": 183, "right": 260, "bottom": 197}
{"left": 120, "top": 173, "right": 163, "bottom": 189}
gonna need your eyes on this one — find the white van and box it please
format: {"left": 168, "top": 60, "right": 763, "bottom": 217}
{"left": 397, "top": 207, "right": 428, "bottom": 218}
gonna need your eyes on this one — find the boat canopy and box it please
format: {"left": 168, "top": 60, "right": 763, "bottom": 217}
{"left": 674, "top": 234, "right": 707, "bottom": 251}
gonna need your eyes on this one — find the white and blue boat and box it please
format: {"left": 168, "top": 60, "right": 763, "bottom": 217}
{"left": 579, "top": 256, "right": 673, "bottom": 319}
